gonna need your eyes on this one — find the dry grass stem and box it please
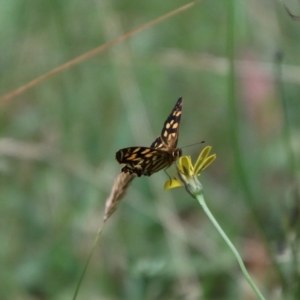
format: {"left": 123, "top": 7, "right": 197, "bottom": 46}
{"left": 0, "top": 0, "right": 200, "bottom": 105}
{"left": 104, "top": 172, "right": 136, "bottom": 221}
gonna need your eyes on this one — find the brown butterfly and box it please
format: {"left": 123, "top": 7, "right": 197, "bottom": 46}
{"left": 115, "top": 97, "right": 183, "bottom": 177}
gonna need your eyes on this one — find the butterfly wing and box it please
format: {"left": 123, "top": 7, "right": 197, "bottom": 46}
{"left": 115, "top": 97, "right": 183, "bottom": 177}
{"left": 115, "top": 147, "right": 172, "bottom": 176}
{"left": 150, "top": 97, "right": 182, "bottom": 151}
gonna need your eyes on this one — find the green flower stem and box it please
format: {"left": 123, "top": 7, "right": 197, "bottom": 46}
{"left": 195, "top": 192, "right": 266, "bottom": 300}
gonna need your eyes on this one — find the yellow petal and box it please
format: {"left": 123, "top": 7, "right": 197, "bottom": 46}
{"left": 164, "top": 178, "right": 183, "bottom": 190}
{"left": 200, "top": 154, "right": 216, "bottom": 172}
{"left": 178, "top": 156, "right": 193, "bottom": 177}
{"left": 194, "top": 146, "right": 214, "bottom": 175}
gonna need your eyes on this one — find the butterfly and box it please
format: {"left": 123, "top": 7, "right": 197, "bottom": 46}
{"left": 115, "top": 97, "right": 183, "bottom": 177}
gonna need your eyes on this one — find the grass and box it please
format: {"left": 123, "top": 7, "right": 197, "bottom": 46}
{"left": 0, "top": 0, "right": 300, "bottom": 299}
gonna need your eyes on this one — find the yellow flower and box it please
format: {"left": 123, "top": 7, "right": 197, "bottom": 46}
{"left": 164, "top": 146, "right": 216, "bottom": 197}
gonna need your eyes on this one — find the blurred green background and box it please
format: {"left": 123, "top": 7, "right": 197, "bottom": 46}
{"left": 1, "top": 0, "right": 300, "bottom": 299}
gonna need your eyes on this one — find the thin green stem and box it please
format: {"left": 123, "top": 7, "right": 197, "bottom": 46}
{"left": 226, "top": 0, "right": 285, "bottom": 289}
{"left": 72, "top": 220, "right": 106, "bottom": 300}
{"left": 195, "top": 192, "right": 266, "bottom": 300}
{"left": 275, "top": 52, "right": 298, "bottom": 180}
{"left": 275, "top": 51, "right": 300, "bottom": 296}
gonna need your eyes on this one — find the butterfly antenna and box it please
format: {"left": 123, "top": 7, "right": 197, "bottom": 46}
{"left": 181, "top": 141, "right": 205, "bottom": 149}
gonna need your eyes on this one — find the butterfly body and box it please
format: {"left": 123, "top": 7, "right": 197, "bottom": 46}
{"left": 115, "top": 97, "right": 183, "bottom": 177}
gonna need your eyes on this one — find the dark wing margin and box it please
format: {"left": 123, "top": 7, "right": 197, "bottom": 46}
{"left": 150, "top": 97, "right": 182, "bottom": 149}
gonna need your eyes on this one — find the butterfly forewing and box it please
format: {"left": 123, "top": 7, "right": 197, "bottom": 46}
{"left": 115, "top": 97, "right": 183, "bottom": 177}
{"left": 150, "top": 97, "right": 182, "bottom": 150}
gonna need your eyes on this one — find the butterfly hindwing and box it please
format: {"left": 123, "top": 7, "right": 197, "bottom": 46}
{"left": 116, "top": 147, "right": 172, "bottom": 176}
{"left": 115, "top": 97, "right": 183, "bottom": 177}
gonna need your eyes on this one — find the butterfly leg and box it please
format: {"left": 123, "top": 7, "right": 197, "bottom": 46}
{"left": 163, "top": 168, "right": 173, "bottom": 186}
